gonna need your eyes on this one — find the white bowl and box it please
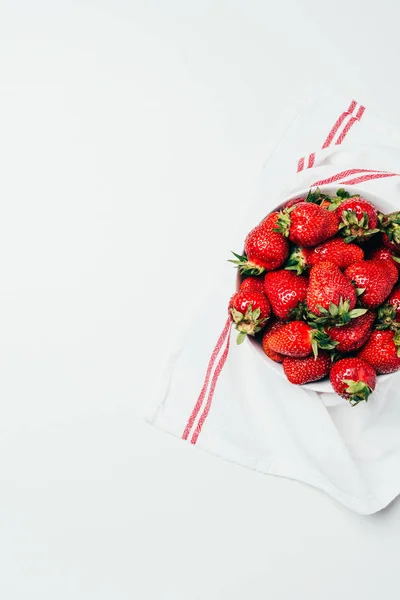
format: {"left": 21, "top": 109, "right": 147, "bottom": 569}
{"left": 240, "top": 184, "right": 397, "bottom": 394}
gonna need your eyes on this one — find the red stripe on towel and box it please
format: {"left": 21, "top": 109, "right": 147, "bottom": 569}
{"left": 321, "top": 100, "right": 357, "bottom": 149}
{"left": 182, "top": 318, "right": 231, "bottom": 440}
{"left": 339, "top": 172, "right": 399, "bottom": 186}
{"left": 335, "top": 105, "right": 365, "bottom": 145}
{"left": 190, "top": 329, "right": 232, "bottom": 445}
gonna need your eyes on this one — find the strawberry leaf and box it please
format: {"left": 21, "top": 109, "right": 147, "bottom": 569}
{"left": 348, "top": 308, "right": 368, "bottom": 319}
{"left": 230, "top": 308, "right": 243, "bottom": 324}
{"left": 236, "top": 331, "right": 247, "bottom": 345}
{"left": 343, "top": 379, "right": 373, "bottom": 406}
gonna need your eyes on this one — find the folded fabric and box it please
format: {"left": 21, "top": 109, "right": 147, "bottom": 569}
{"left": 147, "top": 91, "right": 400, "bottom": 515}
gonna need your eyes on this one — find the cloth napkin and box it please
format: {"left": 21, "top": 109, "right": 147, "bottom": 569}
{"left": 147, "top": 90, "right": 400, "bottom": 515}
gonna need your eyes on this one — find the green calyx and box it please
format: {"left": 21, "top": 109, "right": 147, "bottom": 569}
{"left": 376, "top": 304, "right": 398, "bottom": 330}
{"left": 307, "top": 298, "right": 367, "bottom": 327}
{"left": 285, "top": 246, "right": 308, "bottom": 275}
{"left": 230, "top": 303, "right": 269, "bottom": 344}
{"left": 304, "top": 187, "right": 332, "bottom": 205}
{"left": 287, "top": 302, "right": 307, "bottom": 321}
{"left": 394, "top": 330, "right": 400, "bottom": 357}
{"left": 228, "top": 252, "right": 265, "bottom": 276}
{"left": 338, "top": 210, "right": 380, "bottom": 243}
{"left": 379, "top": 211, "right": 400, "bottom": 245}
{"left": 273, "top": 209, "right": 292, "bottom": 237}
{"left": 304, "top": 187, "right": 358, "bottom": 211}
{"left": 310, "top": 326, "right": 338, "bottom": 359}
{"left": 343, "top": 379, "right": 373, "bottom": 407}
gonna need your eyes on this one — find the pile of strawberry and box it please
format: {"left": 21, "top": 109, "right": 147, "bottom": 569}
{"left": 229, "top": 188, "right": 400, "bottom": 406}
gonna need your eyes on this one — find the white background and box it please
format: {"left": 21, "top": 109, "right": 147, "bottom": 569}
{"left": 1, "top": 1, "right": 400, "bottom": 598}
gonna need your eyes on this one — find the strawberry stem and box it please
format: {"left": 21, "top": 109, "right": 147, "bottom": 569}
{"left": 342, "top": 379, "right": 373, "bottom": 406}
{"left": 228, "top": 252, "right": 265, "bottom": 276}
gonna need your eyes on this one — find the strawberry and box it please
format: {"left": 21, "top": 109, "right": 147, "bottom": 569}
{"left": 379, "top": 211, "right": 400, "bottom": 254}
{"left": 230, "top": 213, "right": 289, "bottom": 275}
{"left": 375, "top": 286, "right": 400, "bottom": 330}
{"left": 283, "top": 351, "right": 331, "bottom": 385}
{"left": 306, "top": 261, "right": 364, "bottom": 324}
{"left": 267, "top": 320, "right": 337, "bottom": 358}
{"left": 229, "top": 290, "right": 271, "bottom": 344}
{"left": 369, "top": 246, "right": 400, "bottom": 272}
{"left": 262, "top": 321, "right": 286, "bottom": 363}
{"left": 345, "top": 259, "right": 397, "bottom": 308}
{"left": 330, "top": 358, "right": 376, "bottom": 406}
{"left": 388, "top": 286, "right": 400, "bottom": 321}
{"left": 286, "top": 238, "right": 364, "bottom": 274}
{"left": 357, "top": 329, "right": 400, "bottom": 374}
{"left": 325, "top": 311, "right": 375, "bottom": 353}
{"left": 240, "top": 277, "right": 265, "bottom": 295}
{"left": 275, "top": 202, "right": 338, "bottom": 247}
{"left": 336, "top": 197, "right": 379, "bottom": 243}
{"left": 264, "top": 270, "right": 308, "bottom": 320}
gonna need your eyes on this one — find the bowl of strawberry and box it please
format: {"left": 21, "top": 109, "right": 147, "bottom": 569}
{"left": 229, "top": 186, "right": 400, "bottom": 405}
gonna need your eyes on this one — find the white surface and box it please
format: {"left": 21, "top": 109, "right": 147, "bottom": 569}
{"left": 1, "top": 1, "right": 400, "bottom": 598}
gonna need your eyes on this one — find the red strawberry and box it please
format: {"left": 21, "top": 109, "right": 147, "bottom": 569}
{"left": 230, "top": 213, "right": 289, "bottom": 275}
{"left": 376, "top": 286, "right": 400, "bottom": 330}
{"left": 325, "top": 311, "right": 375, "bottom": 353}
{"left": 262, "top": 321, "right": 286, "bottom": 363}
{"left": 276, "top": 202, "right": 338, "bottom": 247}
{"left": 369, "top": 246, "right": 400, "bottom": 272}
{"left": 264, "top": 270, "right": 308, "bottom": 320}
{"left": 336, "top": 197, "right": 379, "bottom": 243}
{"left": 240, "top": 277, "right": 265, "bottom": 295}
{"left": 330, "top": 358, "right": 376, "bottom": 406}
{"left": 379, "top": 211, "right": 400, "bottom": 254}
{"left": 308, "top": 237, "right": 364, "bottom": 269}
{"left": 306, "top": 261, "right": 363, "bottom": 324}
{"left": 283, "top": 351, "right": 331, "bottom": 385}
{"left": 286, "top": 238, "right": 364, "bottom": 274}
{"left": 267, "top": 320, "right": 337, "bottom": 358}
{"left": 357, "top": 329, "right": 400, "bottom": 374}
{"left": 388, "top": 286, "right": 400, "bottom": 321}
{"left": 229, "top": 290, "right": 271, "bottom": 344}
{"left": 345, "top": 259, "right": 397, "bottom": 308}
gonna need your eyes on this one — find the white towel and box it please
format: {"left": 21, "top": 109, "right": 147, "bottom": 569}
{"left": 147, "top": 91, "right": 400, "bottom": 515}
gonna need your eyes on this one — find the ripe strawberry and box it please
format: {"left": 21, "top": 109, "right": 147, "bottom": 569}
{"left": 286, "top": 238, "right": 364, "bottom": 274}
{"left": 229, "top": 290, "right": 271, "bottom": 344}
{"left": 264, "top": 270, "right": 308, "bottom": 320}
{"left": 345, "top": 259, "right": 397, "bottom": 308}
{"left": 262, "top": 321, "right": 286, "bottom": 363}
{"left": 230, "top": 213, "right": 289, "bottom": 275}
{"left": 306, "top": 261, "right": 363, "bottom": 324}
{"left": 325, "top": 311, "right": 375, "bottom": 353}
{"left": 336, "top": 197, "right": 379, "bottom": 243}
{"left": 357, "top": 329, "right": 400, "bottom": 374}
{"left": 275, "top": 202, "right": 338, "bottom": 247}
{"left": 369, "top": 246, "right": 400, "bottom": 272}
{"left": 388, "top": 286, "right": 400, "bottom": 321}
{"left": 308, "top": 237, "right": 364, "bottom": 269}
{"left": 240, "top": 277, "right": 265, "bottom": 295}
{"left": 379, "top": 211, "right": 400, "bottom": 254}
{"left": 330, "top": 358, "right": 376, "bottom": 406}
{"left": 283, "top": 351, "right": 331, "bottom": 385}
{"left": 267, "top": 320, "right": 337, "bottom": 358}
{"left": 376, "top": 286, "right": 400, "bottom": 330}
